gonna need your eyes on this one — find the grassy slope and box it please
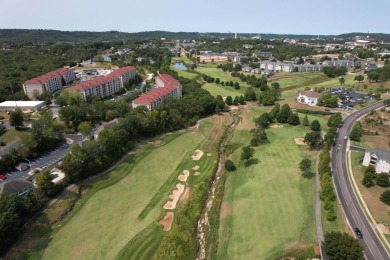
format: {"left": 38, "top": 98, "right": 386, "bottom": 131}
{"left": 218, "top": 108, "right": 320, "bottom": 259}
{"left": 41, "top": 133, "right": 204, "bottom": 260}
{"left": 39, "top": 114, "right": 231, "bottom": 260}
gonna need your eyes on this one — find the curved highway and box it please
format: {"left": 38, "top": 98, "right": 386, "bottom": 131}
{"left": 332, "top": 100, "right": 389, "bottom": 260}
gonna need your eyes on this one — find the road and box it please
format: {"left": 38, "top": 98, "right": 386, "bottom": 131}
{"left": 332, "top": 100, "right": 389, "bottom": 260}
{"left": 0, "top": 134, "right": 82, "bottom": 182}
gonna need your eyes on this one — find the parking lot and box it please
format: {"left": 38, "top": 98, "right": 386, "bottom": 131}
{"left": 0, "top": 134, "right": 82, "bottom": 182}
{"left": 325, "top": 88, "right": 373, "bottom": 108}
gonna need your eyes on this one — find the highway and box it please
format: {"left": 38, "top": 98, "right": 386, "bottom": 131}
{"left": 332, "top": 100, "right": 390, "bottom": 260}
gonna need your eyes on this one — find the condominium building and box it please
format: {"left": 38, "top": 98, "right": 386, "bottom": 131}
{"left": 132, "top": 74, "right": 182, "bottom": 111}
{"left": 23, "top": 68, "right": 75, "bottom": 98}
{"left": 68, "top": 66, "right": 136, "bottom": 100}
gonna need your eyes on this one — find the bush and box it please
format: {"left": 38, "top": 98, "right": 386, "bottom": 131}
{"left": 326, "top": 206, "right": 337, "bottom": 221}
{"left": 380, "top": 190, "right": 390, "bottom": 205}
{"left": 377, "top": 173, "right": 390, "bottom": 187}
{"left": 224, "top": 160, "right": 236, "bottom": 171}
{"left": 310, "top": 120, "right": 321, "bottom": 131}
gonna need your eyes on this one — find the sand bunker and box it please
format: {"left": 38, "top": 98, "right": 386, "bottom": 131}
{"left": 207, "top": 153, "right": 212, "bottom": 157}
{"left": 192, "top": 165, "right": 200, "bottom": 170}
{"left": 194, "top": 172, "right": 200, "bottom": 176}
{"left": 191, "top": 149, "right": 204, "bottom": 161}
{"left": 179, "top": 187, "right": 192, "bottom": 207}
{"left": 163, "top": 183, "right": 185, "bottom": 210}
{"left": 294, "top": 138, "right": 306, "bottom": 145}
{"left": 159, "top": 212, "right": 174, "bottom": 231}
{"left": 271, "top": 124, "right": 283, "bottom": 128}
{"left": 178, "top": 170, "right": 190, "bottom": 182}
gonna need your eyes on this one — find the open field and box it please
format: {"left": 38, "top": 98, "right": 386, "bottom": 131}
{"left": 350, "top": 151, "right": 390, "bottom": 225}
{"left": 171, "top": 67, "right": 198, "bottom": 79}
{"left": 0, "top": 127, "right": 23, "bottom": 145}
{"left": 202, "top": 83, "right": 246, "bottom": 97}
{"left": 218, "top": 107, "right": 323, "bottom": 259}
{"left": 13, "top": 114, "right": 231, "bottom": 260}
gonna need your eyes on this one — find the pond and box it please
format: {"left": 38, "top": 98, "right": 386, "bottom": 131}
{"left": 173, "top": 62, "right": 188, "bottom": 71}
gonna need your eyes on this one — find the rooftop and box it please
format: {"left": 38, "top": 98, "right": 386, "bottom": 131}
{"left": 0, "top": 179, "right": 33, "bottom": 196}
{"left": 0, "top": 101, "right": 45, "bottom": 107}
{"left": 367, "top": 148, "right": 390, "bottom": 162}
{"left": 300, "top": 90, "right": 322, "bottom": 99}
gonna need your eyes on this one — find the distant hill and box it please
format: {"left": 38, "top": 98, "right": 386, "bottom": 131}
{"left": 0, "top": 29, "right": 389, "bottom": 42}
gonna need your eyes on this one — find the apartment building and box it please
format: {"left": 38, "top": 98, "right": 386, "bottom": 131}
{"left": 23, "top": 68, "right": 75, "bottom": 98}
{"left": 132, "top": 74, "right": 182, "bottom": 111}
{"left": 68, "top": 66, "right": 136, "bottom": 100}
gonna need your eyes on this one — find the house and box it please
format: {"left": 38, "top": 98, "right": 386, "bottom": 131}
{"left": 362, "top": 148, "right": 390, "bottom": 174}
{"left": 23, "top": 68, "right": 75, "bottom": 98}
{"left": 297, "top": 91, "right": 322, "bottom": 105}
{"left": 0, "top": 179, "right": 33, "bottom": 196}
{"left": 322, "top": 60, "right": 355, "bottom": 68}
{"left": 0, "top": 101, "right": 45, "bottom": 112}
{"left": 132, "top": 74, "right": 182, "bottom": 111}
{"left": 68, "top": 66, "right": 136, "bottom": 100}
{"left": 364, "top": 63, "right": 378, "bottom": 73}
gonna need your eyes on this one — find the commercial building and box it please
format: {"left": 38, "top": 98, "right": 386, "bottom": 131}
{"left": 297, "top": 91, "right": 321, "bottom": 105}
{"left": 0, "top": 101, "right": 45, "bottom": 112}
{"left": 68, "top": 66, "right": 136, "bottom": 100}
{"left": 362, "top": 148, "right": 390, "bottom": 174}
{"left": 132, "top": 74, "right": 182, "bottom": 111}
{"left": 322, "top": 60, "right": 355, "bottom": 68}
{"left": 23, "top": 68, "right": 75, "bottom": 98}
{"left": 253, "top": 52, "right": 273, "bottom": 59}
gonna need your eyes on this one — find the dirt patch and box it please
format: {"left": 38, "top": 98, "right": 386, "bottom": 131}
{"left": 192, "top": 165, "right": 200, "bottom": 170}
{"left": 163, "top": 183, "right": 185, "bottom": 210}
{"left": 152, "top": 139, "right": 164, "bottom": 147}
{"left": 194, "top": 172, "right": 200, "bottom": 176}
{"left": 178, "top": 170, "right": 190, "bottom": 182}
{"left": 191, "top": 149, "right": 204, "bottom": 161}
{"left": 221, "top": 202, "right": 232, "bottom": 218}
{"left": 159, "top": 212, "right": 174, "bottom": 231}
{"left": 294, "top": 137, "right": 306, "bottom": 145}
{"left": 271, "top": 124, "right": 283, "bottom": 128}
{"left": 378, "top": 224, "right": 390, "bottom": 235}
{"left": 207, "top": 153, "right": 212, "bottom": 157}
{"left": 179, "top": 187, "right": 192, "bottom": 207}
{"left": 361, "top": 135, "right": 390, "bottom": 150}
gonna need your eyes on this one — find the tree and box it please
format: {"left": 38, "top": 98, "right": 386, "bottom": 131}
{"left": 304, "top": 131, "right": 322, "bottom": 149}
{"left": 339, "top": 77, "right": 345, "bottom": 85}
{"left": 323, "top": 232, "right": 364, "bottom": 260}
{"left": 18, "top": 132, "right": 37, "bottom": 158}
{"left": 377, "top": 173, "right": 390, "bottom": 187}
{"left": 287, "top": 112, "right": 300, "bottom": 125}
{"left": 380, "top": 190, "right": 390, "bottom": 205}
{"left": 277, "top": 104, "right": 291, "bottom": 123}
{"left": 78, "top": 121, "right": 92, "bottom": 140}
{"left": 240, "top": 145, "right": 255, "bottom": 162}
{"left": 244, "top": 87, "right": 256, "bottom": 101}
{"left": 224, "top": 160, "right": 236, "bottom": 171}
{"left": 255, "top": 113, "right": 270, "bottom": 129}
{"left": 269, "top": 103, "right": 280, "bottom": 122}
{"left": 317, "top": 93, "right": 338, "bottom": 108}
{"left": 354, "top": 75, "right": 364, "bottom": 83}
{"left": 310, "top": 120, "right": 321, "bottom": 131}
{"left": 9, "top": 108, "right": 24, "bottom": 129}
{"left": 35, "top": 170, "right": 58, "bottom": 197}
{"left": 233, "top": 96, "right": 239, "bottom": 105}
{"left": 349, "top": 122, "right": 363, "bottom": 141}
{"left": 250, "top": 128, "right": 268, "bottom": 146}
{"left": 328, "top": 113, "right": 342, "bottom": 127}
{"left": 297, "top": 57, "right": 304, "bottom": 65}
{"left": 302, "top": 114, "right": 310, "bottom": 126}
{"left": 225, "top": 96, "right": 233, "bottom": 105}
{"left": 362, "top": 165, "right": 376, "bottom": 187}
{"left": 238, "top": 95, "right": 245, "bottom": 104}
{"left": 299, "top": 158, "right": 312, "bottom": 175}
{"left": 368, "top": 71, "right": 380, "bottom": 82}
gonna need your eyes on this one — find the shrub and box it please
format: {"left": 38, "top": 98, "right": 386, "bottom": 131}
{"left": 380, "top": 190, "right": 390, "bottom": 205}
{"left": 377, "top": 173, "right": 390, "bottom": 187}
{"left": 224, "top": 160, "right": 236, "bottom": 171}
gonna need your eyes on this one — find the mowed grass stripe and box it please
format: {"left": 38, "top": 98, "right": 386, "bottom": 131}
{"left": 218, "top": 120, "right": 317, "bottom": 259}
{"left": 42, "top": 132, "right": 205, "bottom": 260}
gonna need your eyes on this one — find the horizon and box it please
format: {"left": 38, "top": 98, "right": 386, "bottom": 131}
{"left": 1, "top": 0, "right": 389, "bottom": 35}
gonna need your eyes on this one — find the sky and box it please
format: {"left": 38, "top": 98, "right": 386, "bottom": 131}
{"left": 0, "top": 0, "right": 389, "bottom": 35}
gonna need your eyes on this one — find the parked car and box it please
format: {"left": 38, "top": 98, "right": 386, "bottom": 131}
{"left": 0, "top": 173, "right": 7, "bottom": 180}
{"left": 354, "top": 227, "right": 363, "bottom": 238}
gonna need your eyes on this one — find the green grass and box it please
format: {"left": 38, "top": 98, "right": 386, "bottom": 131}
{"left": 217, "top": 108, "right": 319, "bottom": 259}
{"left": 203, "top": 83, "right": 246, "bottom": 97}
{"left": 171, "top": 67, "right": 198, "bottom": 79}
{"left": 38, "top": 114, "right": 227, "bottom": 260}
{"left": 0, "top": 127, "right": 22, "bottom": 145}
{"left": 41, "top": 132, "right": 205, "bottom": 260}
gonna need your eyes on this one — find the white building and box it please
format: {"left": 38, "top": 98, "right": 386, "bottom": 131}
{"left": 297, "top": 91, "right": 321, "bottom": 105}
{"left": 0, "top": 101, "right": 45, "bottom": 112}
{"left": 362, "top": 148, "right": 390, "bottom": 174}
{"left": 23, "top": 68, "right": 75, "bottom": 98}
